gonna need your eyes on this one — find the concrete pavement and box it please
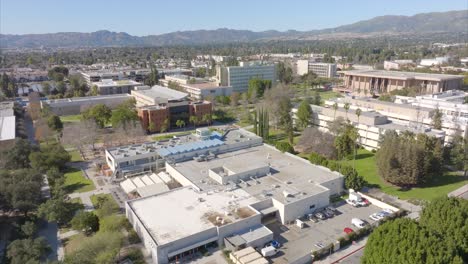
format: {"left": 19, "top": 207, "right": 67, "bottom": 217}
{"left": 448, "top": 184, "right": 468, "bottom": 199}
{"left": 314, "top": 237, "right": 368, "bottom": 264}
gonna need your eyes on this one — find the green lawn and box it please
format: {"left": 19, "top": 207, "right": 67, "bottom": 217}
{"left": 90, "top": 193, "right": 119, "bottom": 209}
{"left": 68, "top": 149, "right": 83, "bottom": 162}
{"left": 63, "top": 233, "right": 87, "bottom": 254}
{"left": 152, "top": 131, "right": 189, "bottom": 141}
{"left": 340, "top": 149, "right": 468, "bottom": 201}
{"left": 63, "top": 167, "right": 95, "bottom": 194}
{"left": 60, "top": 114, "right": 82, "bottom": 123}
{"left": 319, "top": 90, "right": 342, "bottom": 103}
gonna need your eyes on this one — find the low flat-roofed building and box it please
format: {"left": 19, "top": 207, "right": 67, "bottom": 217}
{"left": 0, "top": 102, "right": 16, "bottom": 149}
{"left": 126, "top": 186, "right": 261, "bottom": 264}
{"left": 181, "top": 82, "right": 233, "bottom": 100}
{"left": 343, "top": 70, "right": 464, "bottom": 95}
{"left": 93, "top": 79, "right": 144, "bottom": 95}
{"left": 42, "top": 94, "right": 133, "bottom": 116}
{"left": 131, "top": 85, "right": 189, "bottom": 107}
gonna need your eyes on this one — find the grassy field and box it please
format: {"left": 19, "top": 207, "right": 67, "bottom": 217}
{"left": 60, "top": 114, "right": 82, "bottom": 123}
{"left": 152, "top": 131, "right": 190, "bottom": 141}
{"left": 319, "top": 90, "right": 342, "bottom": 103}
{"left": 340, "top": 149, "right": 468, "bottom": 201}
{"left": 63, "top": 233, "right": 87, "bottom": 254}
{"left": 90, "top": 193, "right": 119, "bottom": 209}
{"left": 68, "top": 149, "right": 83, "bottom": 162}
{"left": 63, "top": 167, "right": 95, "bottom": 194}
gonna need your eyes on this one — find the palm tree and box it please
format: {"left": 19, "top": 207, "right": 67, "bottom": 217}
{"left": 176, "top": 119, "right": 183, "bottom": 129}
{"left": 344, "top": 103, "right": 350, "bottom": 121}
{"left": 332, "top": 102, "right": 338, "bottom": 120}
{"left": 189, "top": 116, "right": 198, "bottom": 128}
{"left": 355, "top": 108, "right": 362, "bottom": 124}
{"left": 160, "top": 119, "right": 169, "bottom": 133}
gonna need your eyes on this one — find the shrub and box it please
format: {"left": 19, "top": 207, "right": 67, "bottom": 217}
{"left": 275, "top": 142, "right": 294, "bottom": 153}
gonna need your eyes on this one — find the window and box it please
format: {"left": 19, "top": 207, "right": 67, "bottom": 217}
{"left": 309, "top": 204, "right": 315, "bottom": 209}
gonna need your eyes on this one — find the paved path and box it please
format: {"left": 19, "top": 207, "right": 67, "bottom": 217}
{"left": 448, "top": 183, "right": 468, "bottom": 199}
{"left": 364, "top": 188, "right": 422, "bottom": 219}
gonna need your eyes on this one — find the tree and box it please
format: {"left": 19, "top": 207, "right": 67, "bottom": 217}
{"left": 343, "top": 103, "right": 350, "bottom": 120}
{"left": 38, "top": 198, "right": 75, "bottom": 224}
{"left": 332, "top": 102, "right": 338, "bottom": 120}
{"left": 29, "top": 143, "right": 71, "bottom": 172}
{"left": 7, "top": 237, "right": 50, "bottom": 264}
{"left": 362, "top": 218, "right": 463, "bottom": 264}
{"left": 431, "top": 108, "right": 443, "bottom": 130}
{"left": 312, "top": 91, "right": 321, "bottom": 105}
{"left": 71, "top": 211, "right": 100, "bottom": 234}
{"left": 296, "top": 99, "right": 312, "bottom": 130}
{"left": 176, "top": 119, "right": 185, "bottom": 129}
{"left": 296, "top": 127, "right": 337, "bottom": 159}
{"left": 202, "top": 114, "right": 211, "bottom": 125}
{"left": 110, "top": 100, "right": 138, "bottom": 128}
{"left": 247, "top": 79, "right": 272, "bottom": 99}
{"left": 2, "top": 138, "right": 37, "bottom": 169}
{"left": 0, "top": 169, "right": 43, "bottom": 215}
{"left": 342, "top": 167, "right": 365, "bottom": 190}
{"left": 82, "top": 104, "right": 112, "bottom": 128}
{"left": 419, "top": 197, "right": 468, "bottom": 259}
{"left": 448, "top": 132, "right": 468, "bottom": 177}
{"left": 56, "top": 81, "right": 67, "bottom": 95}
{"left": 47, "top": 114, "right": 63, "bottom": 133}
{"left": 230, "top": 92, "right": 240, "bottom": 107}
{"left": 275, "top": 142, "right": 294, "bottom": 153}
{"left": 355, "top": 108, "right": 362, "bottom": 123}
{"left": 376, "top": 131, "right": 438, "bottom": 186}
{"left": 189, "top": 116, "right": 199, "bottom": 127}
{"left": 145, "top": 65, "right": 159, "bottom": 86}
{"left": 160, "top": 118, "right": 169, "bottom": 133}
{"left": 277, "top": 62, "right": 293, "bottom": 84}
{"left": 42, "top": 82, "right": 51, "bottom": 95}
{"left": 90, "top": 85, "right": 99, "bottom": 96}
{"left": 328, "top": 116, "right": 346, "bottom": 136}
{"left": 48, "top": 66, "right": 69, "bottom": 82}
{"left": 21, "top": 221, "right": 37, "bottom": 238}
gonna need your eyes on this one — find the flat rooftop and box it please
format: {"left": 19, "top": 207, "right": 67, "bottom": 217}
{"left": 185, "top": 82, "right": 229, "bottom": 90}
{"left": 46, "top": 94, "right": 131, "bottom": 105}
{"left": 0, "top": 101, "right": 14, "bottom": 117}
{"left": 343, "top": 69, "right": 464, "bottom": 81}
{"left": 0, "top": 116, "right": 15, "bottom": 141}
{"left": 94, "top": 79, "right": 142, "bottom": 87}
{"left": 171, "top": 144, "right": 341, "bottom": 203}
{"left": 132, "top": 85, "right": 188, "bottom": 101}
{"left": 127, "top": 187, "right": 259, "bottom": 245}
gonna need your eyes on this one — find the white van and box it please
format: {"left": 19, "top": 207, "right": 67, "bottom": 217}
{"left": 261, "top": 246, "right": 278, "bottom": 257}
{"left": 351, "top": 218, "right": 366, "bottom": 229}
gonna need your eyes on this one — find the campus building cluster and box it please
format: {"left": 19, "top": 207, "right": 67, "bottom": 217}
{"left": 104, "top": 128, "right": 344, "bottom": 263}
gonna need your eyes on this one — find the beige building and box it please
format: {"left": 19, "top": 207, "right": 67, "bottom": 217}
{"left": 297, "top": 61, "right": 336, "bottom": 78}
{"left": 343, "top": 70, "right": 464, "bottom": 95}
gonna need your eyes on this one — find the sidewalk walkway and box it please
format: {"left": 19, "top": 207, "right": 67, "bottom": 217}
{"left": 314, "top": 237, "right": 368, "bottom": 264}
{"left": 448, "top": 184, "right": 468, "bottom": 198}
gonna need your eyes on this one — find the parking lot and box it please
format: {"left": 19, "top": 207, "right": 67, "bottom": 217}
{"left": 266, "top": 202, "right": 384, "bottom": 264}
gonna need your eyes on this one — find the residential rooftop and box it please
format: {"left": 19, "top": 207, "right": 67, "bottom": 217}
{"left": 127, "top": 186, "right": 259, "bottom": 245}
{"left": 343, "top": 69, "right": 464, "bottom": 81}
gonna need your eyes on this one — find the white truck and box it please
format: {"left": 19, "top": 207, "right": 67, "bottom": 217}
{"left": 261, "top": 246, "right": 278, "bottom": 257}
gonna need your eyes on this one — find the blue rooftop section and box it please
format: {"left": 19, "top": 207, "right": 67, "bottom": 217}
{"left": 157, "top": 138, "right": 224, "bottom": 157}
{"left": 210, "top": 131, "right": 223, "bottom": 140}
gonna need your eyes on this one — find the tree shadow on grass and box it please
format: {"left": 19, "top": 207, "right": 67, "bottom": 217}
{"left": 355, "top": 153, "right": 374, "bottom": 160}
{"left": 423, "top": 173, "right": 466, "bottom": 188}
{"left": 64, "top": 183, "right": 89, "bottom": 194}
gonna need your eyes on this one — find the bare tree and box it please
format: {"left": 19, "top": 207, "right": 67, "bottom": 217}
{"left": 34, "top": 118, "right": 53, "bottom": 144}
{"left": 296, "top": 127, "right": 337, "bottom": 159}
{"left": 262, "top": 83, "right": 295, "bottom": 129}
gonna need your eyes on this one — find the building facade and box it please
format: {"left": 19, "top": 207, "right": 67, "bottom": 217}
{"left": 216, "top": 62, "right": 276, "bottom": 93}
{"left": 296, "top": 60, "right": 337, "bottom": 78}
{"left": 342, "top": 70, "right": 464, "bottom": 95}
{"left": 93, "top": 79, "right": 144, "bottom": 95}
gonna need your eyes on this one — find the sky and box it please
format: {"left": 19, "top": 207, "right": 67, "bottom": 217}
{"left": 1, "top": 0, "right": 467, "bottom": 36}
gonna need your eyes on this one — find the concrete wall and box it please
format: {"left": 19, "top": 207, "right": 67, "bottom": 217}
{"left": 217, "top": 213, "right": 262, "bottom": 246}
{"left": 165, "top": 163, "right": 201, "bottom": 191}
{"left": 46, "top": 95, "right": 131, "bottom": 116}
{"left": 126, "top": 202, "right": 159, "bottom": 262}
{"left": 278, "top": 190, "right": 330, "bottom": 224}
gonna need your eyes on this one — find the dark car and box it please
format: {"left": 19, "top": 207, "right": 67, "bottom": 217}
{"left": 324, "top": 210, "right": 334, "bottom": 218}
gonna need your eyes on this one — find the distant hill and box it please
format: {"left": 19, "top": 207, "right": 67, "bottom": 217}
{"left": 1, "top": 10, "right": 467, "bottom": 48}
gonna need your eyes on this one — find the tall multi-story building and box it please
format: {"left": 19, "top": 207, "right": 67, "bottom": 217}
{"left": 216, "top": 61, "right": 276, "bottom": 93}
{"left": 296, "top": 61, "right": 337, "bottom": 78}
{"left": 342, "top": 70, "right": 464, "bottom": 95}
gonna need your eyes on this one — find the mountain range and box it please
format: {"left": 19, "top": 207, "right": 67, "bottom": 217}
{"left": 1, "top": 10, "right": 467, "bottom": 48}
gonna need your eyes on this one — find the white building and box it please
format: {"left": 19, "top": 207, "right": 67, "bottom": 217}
{"left": 131, "top": 85, "right": 189, "bottom": 107}
{"left": 123, "top": 128, "right": 344, "bottom": 263}
{"left": 93, "top": 79, "right": 144, "bottom": 95}
{"left": 383, "top": 60, "right": 414, "bottom": 70}
{"left": 420, "top": 57, "right": 450, "bottom": 67}
{"left": 293, "top": 102, "right": 445, "bottom": 150}
{"left": 296, "top": 61, "right": 337, "bottom": 78}
{"left": 0, "top": 101, "right": 15, "bottom": 147}
{"left": 216, "top": 62, "right": 276, "bottom": 93}
{"left": 42, "top": 94, "right": 133, "bottom": 116}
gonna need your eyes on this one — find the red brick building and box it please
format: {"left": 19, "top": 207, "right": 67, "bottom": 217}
{"left": 138, "top": 101, "right": 212, "bottom": 133}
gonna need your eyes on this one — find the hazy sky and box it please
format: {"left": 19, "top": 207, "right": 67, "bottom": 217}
{"left": 1, "top": 0, "right": 467, "bottom": 35}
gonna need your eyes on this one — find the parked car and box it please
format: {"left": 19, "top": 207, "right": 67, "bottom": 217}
{"left": 308, "top": 214, "right": 319, "bottom": 223}
{"left": 315, "top": 212, "right": 326, "bottom": 220}
{"left": 264, "top": 240, "right": 281, "bottom": 249}
{"left": 346, "top": 199, "right": 359, "bottom": 207}
{"left": 352, "top": 218, "right": 366, "bottom": 229}
{"left": 369, "top": 213, "right": 381, "bottom": 221}
{"left": 324, "top": 210, "right": 334, "bottom": 218}
{"left": 344, "top": 227, "right": 354, "bottom": 234}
